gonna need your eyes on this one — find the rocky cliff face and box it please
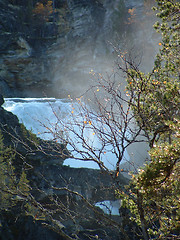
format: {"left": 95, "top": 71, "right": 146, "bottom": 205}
{"left": 0, "top": 0, "right": 158, "bottom": 98}
{"left": 0, "top": 0, "right": 56, "bottom": 97}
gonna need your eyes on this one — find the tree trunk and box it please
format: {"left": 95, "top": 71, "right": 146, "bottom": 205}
{"left": 137, "top": 190, "right": 149, "bottom": 240}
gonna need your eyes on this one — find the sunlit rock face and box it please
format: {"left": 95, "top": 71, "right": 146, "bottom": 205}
{"left": 49, "top": 0, "right": 108, "bottom": 97}
{"left": 67, "top": 0, "right": 105, "bottom": 39}
{"left": 49, "top": 0, "right": 158, "bottom": 97}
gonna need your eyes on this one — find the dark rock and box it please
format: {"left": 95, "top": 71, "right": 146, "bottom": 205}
{"left": 31, "top": 164, "right": 128, "bottom": 203}
{"left": 0, "top": 213, "right": 60, "bottom": 240}
{"left": 0, "top": 78, "right": 13, "bottom": 97}
{"left": 0, "top": 94, "right": 4, "bottom": 106}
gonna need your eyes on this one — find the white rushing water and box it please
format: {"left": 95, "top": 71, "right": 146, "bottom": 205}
{"left": 3, "top": 98, "right": 130, "bottom": 170}
{"left": 95, "top": 200, "right": 121, "bottom": 215}
{"left": 3, "top": 98, "right": 70, "bottom": 140}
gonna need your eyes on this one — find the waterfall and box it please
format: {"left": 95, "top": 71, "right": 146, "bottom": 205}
{"left": 3, "top": 98, "right": 130, "bottom": 170}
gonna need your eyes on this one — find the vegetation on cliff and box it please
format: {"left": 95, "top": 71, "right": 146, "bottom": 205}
{"left": 1, "top": 0, "right": 70, "bottom": 39}
{"left": 118, "top": 1, "right": 180, "bottom": 239}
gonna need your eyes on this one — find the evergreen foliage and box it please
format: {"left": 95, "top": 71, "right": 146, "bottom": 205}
{"left": 0, "top": 130, "right": 30, "bottom": 211}
{"left": 119, "top": 0, "right": 180, "bottom": 239}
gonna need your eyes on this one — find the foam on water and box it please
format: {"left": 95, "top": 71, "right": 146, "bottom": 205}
{"left": 4, "top": 98, "right": 71, "bottom": 139}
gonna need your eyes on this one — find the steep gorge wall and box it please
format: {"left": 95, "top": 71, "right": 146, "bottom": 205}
{"left": 0, "top": 0, "right": 158, "bottom": 98}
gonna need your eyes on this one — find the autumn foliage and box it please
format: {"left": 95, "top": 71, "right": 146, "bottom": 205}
{"left": 33, "top": 0, "right": 53, "bottom": 22}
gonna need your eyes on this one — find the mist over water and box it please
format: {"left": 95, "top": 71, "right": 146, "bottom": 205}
{"left": 48, "top": 0, "right": 159, "bottom": 98}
